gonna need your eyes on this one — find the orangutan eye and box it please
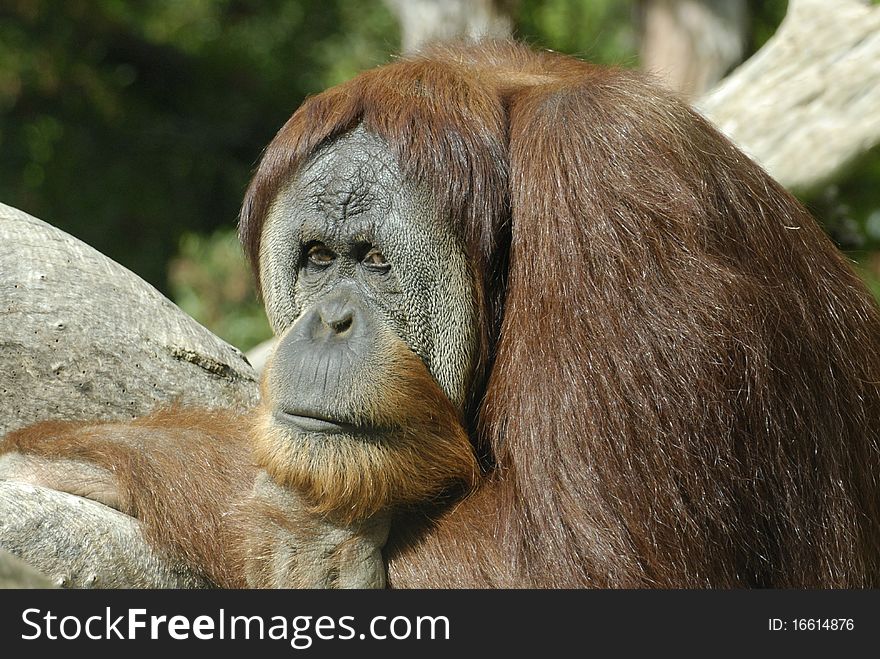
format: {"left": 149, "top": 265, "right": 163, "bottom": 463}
{"left": 306, "top": 243, "right": 336, "bottom": 267}
{"left": 362, "top": 247, "right": 390, "bottom": 272}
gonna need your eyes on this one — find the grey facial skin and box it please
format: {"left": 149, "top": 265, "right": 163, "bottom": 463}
{"left": 259, "top": 126, "right": 476, "bottom": 416}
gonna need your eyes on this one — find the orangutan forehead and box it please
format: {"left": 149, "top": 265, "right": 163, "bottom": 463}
{"left": 262, "top": 126, "right": 445, "bottom": 250}
{"left": 298, "top": 129, "right": 397, "bottom": 222}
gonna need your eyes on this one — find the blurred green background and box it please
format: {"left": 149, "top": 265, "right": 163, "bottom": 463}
{"left": 1, "top": 0, "right": 878, "bottom": 352}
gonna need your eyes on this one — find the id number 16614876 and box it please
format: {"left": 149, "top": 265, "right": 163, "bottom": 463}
{"left": 768, "top": 619, "right": 854, "bottom": 631}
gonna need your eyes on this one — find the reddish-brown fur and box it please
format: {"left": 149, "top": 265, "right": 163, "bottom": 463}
{"left": 254, "top": 335, "right": 478, "bottom": 525}
{"left": 239, "top": 41, "right": 880, "bottom": 587}
{"left": 2, "top": 410, "right": 254, "bottom": 587}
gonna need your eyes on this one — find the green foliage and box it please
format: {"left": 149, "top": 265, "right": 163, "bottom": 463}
{"left": 168, "top": 228, "right": 271, "bottom": 351}
{"left": 517, "top": 0, "right": 638, "bottom": 65}
{"left": 747, "top": 0, "right": 788, "bottom": 54}
{"left": 515, "top": 0, "right": 790, "bottom": 67}
{"left": 808, "top": 146, "right": 880, "bottom": 251}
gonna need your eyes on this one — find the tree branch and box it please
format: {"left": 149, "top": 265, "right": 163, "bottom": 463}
{"left": 0, "top": 481, "right": 208, "bottom": 587}
{"left": 699, "top": 0, "right": 880, "bottom": 193}
{"left": 384, "top": 0, "right": 515, "bottom": 54}
{"left": 0, "top": 202, "right": 259, "bottom": 438}
{"left": 639, "top": 0, "right": 748, "bottom": 99}
{"left": 0, "top": 549, "right": 55, "bottom": 588}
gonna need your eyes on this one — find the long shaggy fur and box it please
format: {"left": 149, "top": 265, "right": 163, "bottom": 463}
{"left": 253, "top": 335, "right": 479, "bottom": 525}
{"left": 1, "top": 410, "right": 255, "bottom": 587}
{"left": 241, "top": 41, "right": 880, "bottom": 587}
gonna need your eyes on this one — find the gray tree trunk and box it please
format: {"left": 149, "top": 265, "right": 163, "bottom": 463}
{"left": 639, "top": 0, "right": 748, "bottom": 99}
{"left": 384, "top": 0, "right": 515, "bottom": 54}
{"left": 0, "top": 482, "right": 208, "bottom": 588}
{"left": 0, "top": 202, "right": 259, "bottom": 438}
